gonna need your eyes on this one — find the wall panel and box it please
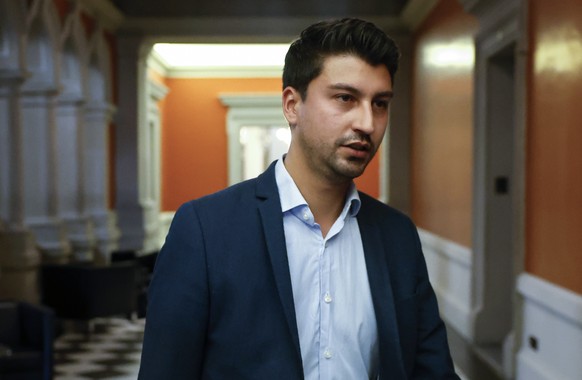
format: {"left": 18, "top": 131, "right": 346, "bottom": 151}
{"left": 411, "top": 0, "right": 478, "bottom": 247}
{"left": 527, "top": 0, "right": 582, "bottom": 293}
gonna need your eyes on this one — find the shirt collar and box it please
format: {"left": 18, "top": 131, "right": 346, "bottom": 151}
{"left": 275, "top": 157, "right": 361, "bottom": 218}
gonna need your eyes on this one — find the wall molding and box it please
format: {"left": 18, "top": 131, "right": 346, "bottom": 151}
{"left": 219, "top": 93, "right": 287, "bottom": 186}
{"left": 418, "top": 229, "right": 473, "bottom": 339}
{"left": 516, "top": 273, "right": 582, "bottom": 380}
{"left": 518, "top": 274, "right": 582, "bottom": 329}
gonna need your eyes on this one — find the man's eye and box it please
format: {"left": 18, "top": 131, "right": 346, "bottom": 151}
{"left": 336, "top": 94, "right": 353, "bottom": 102}
{"left": 374, "top": 100, "right": 389, "bottom": 109}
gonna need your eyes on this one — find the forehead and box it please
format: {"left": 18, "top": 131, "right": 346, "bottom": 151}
{"left": 316, "top": 54, "right": 393, "bottom": 92}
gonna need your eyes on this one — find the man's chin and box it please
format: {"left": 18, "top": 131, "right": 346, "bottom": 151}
{"left": 334, "top": 161, "right": 368, "bottom": 180}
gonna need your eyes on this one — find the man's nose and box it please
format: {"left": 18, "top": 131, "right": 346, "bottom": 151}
{"left": 353, "top": 103, "right": 375, "bottom": 135}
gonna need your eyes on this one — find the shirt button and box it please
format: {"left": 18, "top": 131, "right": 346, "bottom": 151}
{"left": 324, "top": 292, "right": 332, "bottom": 303}
{"left": 302, "top": 212, "right": 309, "bottom": 221}
{"left": 324, "top": 349, "right": 333, "bottom": 359}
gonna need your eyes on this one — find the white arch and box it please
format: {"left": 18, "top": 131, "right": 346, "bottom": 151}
{"left": 59, "top": 5, "right": 88, "bottom": 100}
{"left": 87, "top": 27, "right": 113, "bottom": 104}
{"left": 0, "top": 1, "right": 26, "bottom": 72}
{"left": 23, "top": 0, "right": 60, "bottom": 91}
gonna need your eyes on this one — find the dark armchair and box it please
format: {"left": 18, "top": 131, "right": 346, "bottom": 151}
{"left": 111, "top": 251, "right": 158, "bottom": 318}
{"left": 40, "top": 262, "right": 138, "bottom": 322}
{"left": 0, "top": 300, "right": 55, "bottom": 380}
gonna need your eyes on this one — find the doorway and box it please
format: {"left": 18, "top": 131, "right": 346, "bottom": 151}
{"left": 471, "top": 26, "right": 526, "bottom": 376}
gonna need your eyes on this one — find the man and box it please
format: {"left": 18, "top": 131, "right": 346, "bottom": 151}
{"left": 138, "top": 18, "right": 459, "bottom": 379}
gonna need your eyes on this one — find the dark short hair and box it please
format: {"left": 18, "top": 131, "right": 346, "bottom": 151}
{"left": 283, "top": 18, "right": 400, "bottom": 99}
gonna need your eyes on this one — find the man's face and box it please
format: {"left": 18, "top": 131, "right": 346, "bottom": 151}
{"left": 283, "top": 54, "right": 393, "bottom": 184}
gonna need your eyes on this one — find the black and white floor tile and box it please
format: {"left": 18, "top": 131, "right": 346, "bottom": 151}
{"left": 54, "top": 318, "right": 144, "bottom": 380}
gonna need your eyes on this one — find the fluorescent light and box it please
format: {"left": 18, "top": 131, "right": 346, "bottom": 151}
{"left": 536, "top": 25, "right": 582, "bottom": 74}
{"left": 425, "top": 40, "right": 475, "bottom": 68}
{"left": 153, "top": 43, "right": 290, "bottom": 68}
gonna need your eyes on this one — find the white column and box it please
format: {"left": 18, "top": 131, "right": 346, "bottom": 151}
{"left": 0, "top": 78, "right": 21, "bottom": 227}
{"left": 115, "top": 35, "right": 149, "bottom": 252}
{"left": 0, "top": 75, "right": 42, "bottom": 303}
{"left": 141, "top": 80, "right": 168, "bottom": 253}
{"left": 0, "top": 0, "right": 42, "bottom": 303}
{"left": 84, "top": 101, "right": 119, "bottom": 260}
{"left": 55, "top": 94, "right": 96, "bottom": 261}
{"left": 21, "top": 84, "right": 71, "bottom": 261}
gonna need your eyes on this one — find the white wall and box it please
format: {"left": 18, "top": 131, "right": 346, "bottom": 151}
{"left": 419, "top": 229, "right": 473, "bottom": 339}
{"left": 516, "top": 273, "right": 582, "bottom": 380}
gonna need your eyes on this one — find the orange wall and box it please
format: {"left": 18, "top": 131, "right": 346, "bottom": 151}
{"left": 161, "top": 76, "right": 381, "bottom": 211}
{"left": 526, "top": 0, "right": 582, "bottom": 293}
{"left": 161, "top": 78, "right": 281, "bottom": 211}
{"left": 356, "top": 147, "right": 380, "bottom": 200}
{"left": 410, "top": 0, "right": 478, "bottom": 247}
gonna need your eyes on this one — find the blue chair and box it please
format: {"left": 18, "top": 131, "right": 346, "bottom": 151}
{"left": 0, "top": 300, "right": 55, "bottom": 380}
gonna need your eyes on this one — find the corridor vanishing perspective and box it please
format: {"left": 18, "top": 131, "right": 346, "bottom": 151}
{"left": 1, "top": 1, "right": 581, "bottom": 380}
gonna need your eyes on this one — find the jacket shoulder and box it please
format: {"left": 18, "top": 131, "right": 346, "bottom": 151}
{"left": 358, "top": 192, "right": 414, "bottom": 226}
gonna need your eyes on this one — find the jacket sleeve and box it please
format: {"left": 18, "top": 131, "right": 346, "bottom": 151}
{"left": 138, "top": 202, "right": 209, "bottom": 379}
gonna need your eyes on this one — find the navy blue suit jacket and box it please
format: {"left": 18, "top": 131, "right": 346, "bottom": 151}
{"left": 138, "top": 163, "right": 459, "bottom": 379}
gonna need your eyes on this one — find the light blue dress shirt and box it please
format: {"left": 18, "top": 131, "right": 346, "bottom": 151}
{"left": 275, "top": 159, "right": 380, "bottom": 380}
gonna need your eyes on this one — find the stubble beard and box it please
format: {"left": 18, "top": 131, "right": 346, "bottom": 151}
{"left": 303, "top": 136, "right": 377, "bottom": 184}
{"left": 329, "top": 149, "right": 375, "bottom": 181}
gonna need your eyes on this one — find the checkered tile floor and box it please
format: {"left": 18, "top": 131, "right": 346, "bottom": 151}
{"left": 54, "top": 318, "right": 144, "bottom": 380}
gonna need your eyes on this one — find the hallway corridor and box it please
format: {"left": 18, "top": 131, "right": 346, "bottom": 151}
{"left": 2, "top": 1, "right": 582, "bottom": 379}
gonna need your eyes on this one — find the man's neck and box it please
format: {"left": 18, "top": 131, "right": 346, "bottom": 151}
{"left": 283, "top": 155, "right": 351, "bottom": 237}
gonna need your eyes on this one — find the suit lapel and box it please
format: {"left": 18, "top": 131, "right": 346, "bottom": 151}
{"left": 254, "top": 166, "right": 406, "bottom": 377}
{"left": 358, "top": 197, "right": 407, "bottom": 379}
{"left": 255, "top": 163, "right": 303, "bottom": 366}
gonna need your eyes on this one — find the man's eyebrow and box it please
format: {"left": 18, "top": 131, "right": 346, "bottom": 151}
{"left": 376, "top": 91, "right": 395, "bottom": 99}
{"left": 328, "top": 83, "right": 394, "bottom": 98}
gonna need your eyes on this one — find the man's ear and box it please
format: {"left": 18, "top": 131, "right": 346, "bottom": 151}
{"left": 282, "top": 86, "right": 301, "bottom": 127}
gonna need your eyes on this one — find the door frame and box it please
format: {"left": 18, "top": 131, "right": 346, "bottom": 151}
{"left": 465, "top": 0, "right": 528, "bottom": 377}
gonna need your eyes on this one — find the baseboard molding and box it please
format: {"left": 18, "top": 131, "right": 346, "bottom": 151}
{"left": 418, "top": 229, "right": 473, "bottom": 339}
{"left": 516, "top": 273, "right": 582, "bottom": 380}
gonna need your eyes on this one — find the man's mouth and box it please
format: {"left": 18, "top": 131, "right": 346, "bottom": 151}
{"left": 340, "top": 141, "right": 373, "bottom": 160}
{"left": 344, "top": 141, "right": 371, "bottom": 152}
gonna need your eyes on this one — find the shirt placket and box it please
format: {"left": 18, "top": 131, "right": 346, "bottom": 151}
{"left": 319, "top": 236, "right": 332, "bottom": 379}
